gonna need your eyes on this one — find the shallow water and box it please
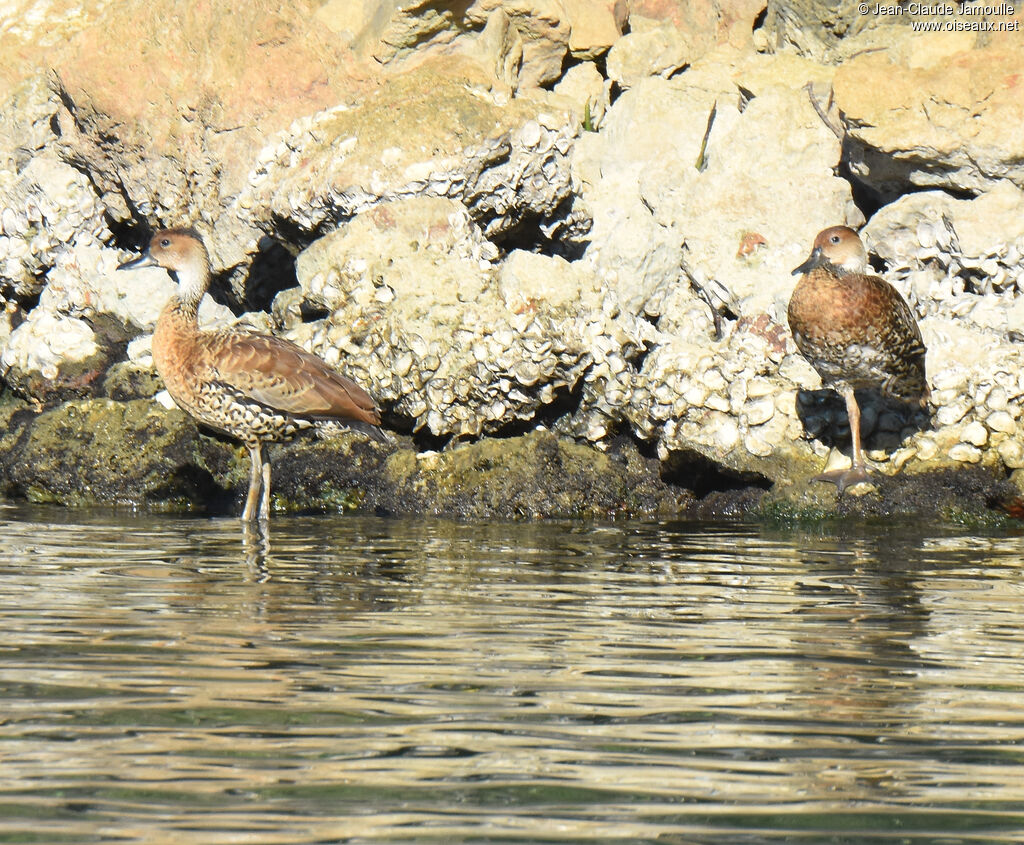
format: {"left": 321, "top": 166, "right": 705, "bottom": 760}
{"left": 1, "top": 504, "right": 1024, "bottom": 843}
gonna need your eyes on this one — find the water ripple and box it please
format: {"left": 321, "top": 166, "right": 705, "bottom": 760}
{"left": 0, "top": 504, "right": 1023, "bottom": 842}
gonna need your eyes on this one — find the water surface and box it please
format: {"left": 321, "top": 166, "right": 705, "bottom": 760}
{"left": 1, "top": 503, "right": 1023, "bottom": 843}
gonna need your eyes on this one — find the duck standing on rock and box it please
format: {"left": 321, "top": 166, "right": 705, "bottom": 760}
{"left": 118, "top": 228, "right": 387, "bottom": 522}
{"left": 788, "top": 225, "right": 928, "bottom": 494}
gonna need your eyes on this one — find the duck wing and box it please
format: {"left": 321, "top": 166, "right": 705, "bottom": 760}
{"left": 206, "top": 331, "right": 381, "bottom": 426}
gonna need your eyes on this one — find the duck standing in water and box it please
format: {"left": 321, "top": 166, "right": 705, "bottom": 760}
{"left": 118, "top": 228, "right": 386, "bottom": 522}
{"left": 788, "top": 225, "right": 928, "bottom": 494}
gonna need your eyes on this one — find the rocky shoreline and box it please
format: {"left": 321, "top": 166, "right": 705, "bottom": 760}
{"left": 0, "top": 1, "right": 1022, "bottom": 523}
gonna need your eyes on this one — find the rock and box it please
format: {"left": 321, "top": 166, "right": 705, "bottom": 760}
{"left": 561, "top": 0, "right": 624, "bottom": 59}
{"left": 553, "top": 61, "right": 610, "bottom": 131}
{"left": 627, "top": 0, "right": 768, "bottom": 53}
{"left": 273, "top": 428, "right": 689, "bottom": 519}
{"left": 0, "top": 396, "right": 690, "bottom": 519}
{"left": 453, "top": 8, "right": 525, "bottom": 92}
{"left": 334, "top": 0, "right": 468, "bottom": 62}
{"left": 576, "top": 64, "right": 856, "bottom": 321}
{"left": 465, "top": 0, "right": 570, "bottom": 89}
{"left": 0, "top": 3, "right": 1021, "bottom": 522}
{"left": 50, "top": 0, "right": 374, "bottom": 268}
{"left": 864, "top": 182, "right": 1024, "bottom": 331}
{"left": 0, "top": 398, "right": 241, "bottom": 508}
{"left": 237, "top": 54, "right": 581, "bottom": 248}
{"left": 606, "top": 19, "right": 695, "bottom": 89}
{"left": 291, "top": 195, "right": 648, "bottom": 439}
{"left": 762, "top": 0, "right": 898, "bottom": 60}
{"left": 0, "top": 77, "right": 62, "bottom": 172}
{"left": 760, "top": 465, "right": 1021, "bottom": 526}
{"left": 0, "top": 311, "right": 106, "bottom": 401}
{"left": 834, "top": 37, "right": 1024, "bottom": 197}
{"left": 0, "top": 155, "right": 110, "bottom": 299}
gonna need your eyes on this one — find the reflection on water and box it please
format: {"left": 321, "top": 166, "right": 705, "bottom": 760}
{"left": 1, "top": 503, "right": 1024, "bottom": 843}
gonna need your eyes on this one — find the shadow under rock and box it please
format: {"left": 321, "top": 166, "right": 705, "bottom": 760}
{"left": 795, "top": 386, "right": 932, "bottom": 460}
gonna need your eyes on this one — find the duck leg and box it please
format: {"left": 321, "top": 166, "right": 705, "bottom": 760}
{"left": 242, "top": 442, "right": 263, "bottom": 521}
{"left": 258, "top": 454, "right": 272, "bottom": 523}
{"left": 814, "top": 386, "right": 873, "bottom": 495}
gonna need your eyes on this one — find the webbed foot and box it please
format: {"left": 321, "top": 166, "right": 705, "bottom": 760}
{"left": 813, "top": 465, "right": 874, "bottom": 496}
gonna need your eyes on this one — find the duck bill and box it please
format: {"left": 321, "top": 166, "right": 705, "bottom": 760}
{"left": 117, "top": 252, "right": 158, "bottom": 271}
{"left": 792, "top": 246, "right": 824, "bottom": 276}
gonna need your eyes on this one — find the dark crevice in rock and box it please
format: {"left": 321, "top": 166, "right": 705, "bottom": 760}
{"left": 665, "top": 63, "right": 691, "bottom": 81}
{"left": 298, "top": 300, "right": 329, "bottom": 321}
{"left": 5, "top": 287, "right": 39, "bottom": 320}
{"left": 841, "top": 136, "right": 980, "bottom": 215}
{"left": 269, "top": 212, "right": 342, "bottom": 253}
{"left": 402, "top": 418, "right": 453, "bottom": 453}
{"left": 490, "top": 381, "right": 587, "bottom": 440}
{"left": 107, "top": 215, "right": 146, "bottom": 252}
{"left": 626, "top": 341, "right": 652, "bottom": 371}
{"left": 839, "top": 156, "right": 885, "bottom": 221}
{"left": 659, "top": 447, "right": 773, "bottom": 499}
{"left": 752, "top": 5, "right": 768, "bottom": 33}
{"left": 492, "top": 202, "right": 589, "bottom": 260}
{"left": 240, "top": 236, "right": 299, "bottom": 314}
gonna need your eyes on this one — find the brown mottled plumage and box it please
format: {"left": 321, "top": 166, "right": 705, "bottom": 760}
{"left": 789, "top": 225, "right": 928, "bottom": 493}
{"left": 118, "top": 228, "right": 386, "bottom": 521}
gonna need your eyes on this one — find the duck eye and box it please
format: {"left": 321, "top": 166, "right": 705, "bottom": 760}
{"left": 159, "top": 238, "right": 171, "bottom": 248}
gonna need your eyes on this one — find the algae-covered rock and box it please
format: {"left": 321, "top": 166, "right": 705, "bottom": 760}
{"left": 388, "top": 430, "right": 690, "bottom": 519}
{"left": 271, "top": 428, "right": 690, "bottom": 519}
{"left": 0, "top": 398, "right": 241, "bottom": 508}
{"left": 759, "top": 465, "right": 1022, "bottom": 527}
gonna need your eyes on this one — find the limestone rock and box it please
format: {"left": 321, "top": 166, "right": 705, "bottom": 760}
{"left": 574, "top": 66, "right": 856, "bottom": 323}
{"left": 834, "top": 39, "right": 1024, "bottom": 197}
{"left": 554, "top": 61, "right": 610, "bottom": 130}
{"left": 51, "top": 0, "right": 372, "bottom": 258}
{"left": 39, "top": 241, "right": 236, "bottom": 337}
{"left": 0, "top": 155, "right": 110, "bottom": 298}
{"left": 453, "top": 8, "right": 525, "bottom": 92}
{"left": 343, "top": 0, "right": 468, "bottom": 62}
{"left": 0, "top": 77, "right": 62, "bottom": 172}
{"left": 605, "top": 19, "right": 695, "bottom": 89}
{"left": 0, "top": 311, "right": 106, "bottom": 400}
{"left": 561, "top": 0, "right": 624, "bottom": 59}
{"left": 762, "top": 0, "right": 906, "bottom": 60}
{"left": 627, "top": 0, "right": 768, "bottom": 52}
{"left": 238, "top": 55, "right": 581, "bottom": 244}
{"left": 465, "top": 0, "right": 570, "bottom": 89}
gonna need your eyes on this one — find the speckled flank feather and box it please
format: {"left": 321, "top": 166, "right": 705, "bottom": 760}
{"left": 118, "top": 228, "right": 385, "bottom": 521}
{"left": 788, "top": 267, "right": 928, "bottom": 402}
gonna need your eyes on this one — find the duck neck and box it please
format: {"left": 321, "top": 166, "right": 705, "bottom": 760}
{"left": 170, "top": 262, "right": 210, "bottom": 324}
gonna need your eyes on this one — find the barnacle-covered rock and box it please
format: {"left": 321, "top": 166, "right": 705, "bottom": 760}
{"left": 0, "top": 155, "right": 110, "bottom": 298}
{"left": 286, "top": 195, "right": 649, "bottom": 439}
{"left": 0, "top": 240, "right": 234, "bottom": 402}
{"left": 238, "top": 54, "right": 581, "bottom": 248}
{"left": 0, "top": 310, "right": 106, "bottom": 401}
